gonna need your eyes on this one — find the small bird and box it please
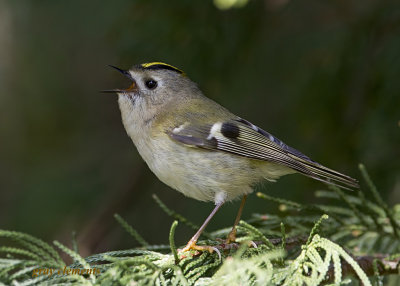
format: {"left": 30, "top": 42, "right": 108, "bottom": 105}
{"left": 105, "top": 62, "right": 359, "bottom": 253}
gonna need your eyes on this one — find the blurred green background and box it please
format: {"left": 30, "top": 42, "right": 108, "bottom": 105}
{"left": 1, "top": 0, "right": 399, "bottom": 257}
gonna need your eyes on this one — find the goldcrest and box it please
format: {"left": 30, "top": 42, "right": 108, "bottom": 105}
{"left": 106, "top": 62, "right": 359, "bottom": 253}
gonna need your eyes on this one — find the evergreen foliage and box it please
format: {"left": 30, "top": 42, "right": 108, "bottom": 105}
{"left": 1, "top": 164, "right": 399, "bottom": 285}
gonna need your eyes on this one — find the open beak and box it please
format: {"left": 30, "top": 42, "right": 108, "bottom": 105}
{"left": 101, "top": 65, "right": 137, "bottom": 93}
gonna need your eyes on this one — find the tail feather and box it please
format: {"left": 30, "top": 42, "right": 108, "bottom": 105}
{"left": 288, "top": 154, "right": 359, "bottom": 190}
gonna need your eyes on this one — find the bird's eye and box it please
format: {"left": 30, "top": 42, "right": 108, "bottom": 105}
{"left": 145, "top": 79, "right": 158, "bottom": 89}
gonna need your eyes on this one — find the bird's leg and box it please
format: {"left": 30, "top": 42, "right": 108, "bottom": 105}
{"left": 181, "top": 201, "right": 224, "bottom": 253}
{"left": 226, "top": 195, "right": 247, "bottom": 243}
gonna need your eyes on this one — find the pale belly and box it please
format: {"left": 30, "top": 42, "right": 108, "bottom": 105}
{"left": 135, "top": 136, "right": 293, "bottom": 204}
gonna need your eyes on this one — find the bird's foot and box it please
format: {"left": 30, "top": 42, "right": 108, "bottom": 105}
{"left": 216, "top": 238, "right": 258, "bottom": 250}
{"left": 179, "top": 240, "right": 221, "bottom": 260}
{"left": 226, "top": 228, "right": 237, "bottom": 244}
{"left": 219, "top": 228, "right": 258, "bottom": 249}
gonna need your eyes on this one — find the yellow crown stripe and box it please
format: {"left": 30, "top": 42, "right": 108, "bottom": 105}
{"left": 141, "top": 62, "right": 184, "bottom": 74}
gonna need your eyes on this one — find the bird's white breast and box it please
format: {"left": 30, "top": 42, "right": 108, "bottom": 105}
{"left": 118, "top": 95, "right": 293, "bottom": 204}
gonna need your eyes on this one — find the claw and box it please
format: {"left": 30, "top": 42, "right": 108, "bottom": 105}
{"left": 179, "top": 245, "right": 221, "bottom": 261}
{"left": 212, "top": 247, "right": 221, "bottom": 260}
{"left": 226, "top": 226, "right": 257, "bottom": 249}
{"left": 179, "top": 240, "right": 220, "bottom": 257}
{"left": 249, "top": 241, "right": 258, "bottom": 248}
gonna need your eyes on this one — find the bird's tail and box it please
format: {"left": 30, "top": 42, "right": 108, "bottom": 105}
{"left": 287, "top": 153, "right": 359, "bottom": 190}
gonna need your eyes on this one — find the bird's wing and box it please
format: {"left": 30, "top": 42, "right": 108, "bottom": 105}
{"left": 168, "top": 117, "right": 359, "bottom": 190}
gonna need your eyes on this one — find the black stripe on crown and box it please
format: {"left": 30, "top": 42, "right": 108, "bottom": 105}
{"left": 140, "top": 62, "right": 184, "bottom": 74}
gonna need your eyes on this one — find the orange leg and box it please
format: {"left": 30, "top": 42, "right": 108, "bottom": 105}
{"left": 226, "top": 195, "right": 247, "bottom": 243}
{"left": 181, "top": 201, "right": 224, "bottom": 253}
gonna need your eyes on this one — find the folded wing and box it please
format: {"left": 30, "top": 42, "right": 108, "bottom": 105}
{"left": 168, "top": 118, "right": 359, "bottom": 190}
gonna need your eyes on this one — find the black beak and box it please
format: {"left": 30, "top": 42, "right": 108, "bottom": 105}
{"left": 101, "top": 65, "right": 135, "bottom": 93}
{"left": 108, "top": 65, "right": 132, "bottom": 79}
{"left": 100, "top": 89, "right": 125, "bottom": 93}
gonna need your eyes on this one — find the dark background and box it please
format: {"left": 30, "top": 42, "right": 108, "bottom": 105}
{"left": 1, "top": 0, "right": 399, "bottom": 257}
